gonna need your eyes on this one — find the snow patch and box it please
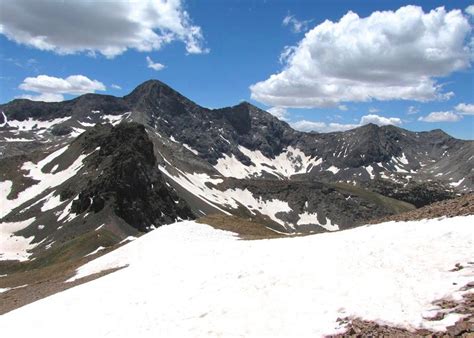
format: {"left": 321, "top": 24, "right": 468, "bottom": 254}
{"left": 365, "top": 165, "right": 375, "bottom": 179}
{"left": 0, "top": 146, "right": 90, "bottom": 218}
{"left": 6, "top": 117, "right": 70, "bottom": 131}
{"left": 6, "top": 216, "right": 472, "bottom": 337}
{"left": 215, "top": 146, "right": 321, "bottom": 179}
{"left": 85, "top": 246, "right": 106, "bottom": 257}
{"left": 0, "top": 218, "right": 37, "bottom": 261}
{"left": 449, "top": 178, "right": 465, "bottom": 188}
{"left": 159, "top": 165, "right": 293, "bottom": 226}
{"left": 326, "top": 165, "right": 340, "bottom": 174}
{"left": 4, "top": 137, "right": 35, "bottom": 142}
{"left": 182, "top": 143, "right": 199, "bottom": 155}
{"left": 297, "top": 212, "right": 339, "bottom": 231}
{"left": 40, "top": 191, "right": 65, "bottom": 212}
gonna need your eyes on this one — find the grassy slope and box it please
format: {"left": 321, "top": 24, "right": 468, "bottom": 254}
{"left": 332, "top": 182, "right": 416, "bottom": 214}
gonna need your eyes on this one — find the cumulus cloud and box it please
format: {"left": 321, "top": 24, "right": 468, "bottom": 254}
{"left": 338, "top": 105, "right": 348, "bottom": 111}
{"left": 418, "top": 111, "right": 462, "bottom": 122}
{"left": 19, "top": 75, "right": 106, "bottom": 102}
{"left": 251, "top": 6, "right": 471, "bottom": 108}
{"left": 146, "top": 56, "right": 165, "bottom": 71}
{"left": 360, "top": 114, "right": 402, "bottom": 126}
{"left": 292, "top": 114, "right": 401, "bottom": 133}
{"left": 466, "top": 5, "right": 474, "bottom": 16}
{"left": 407, "top": 106, "right": 419, "bottom": 115}
{"left": 292, "top": 120, "right": 359, "bottom": 133}
{"left": 18, "top": 93, "right": 64, "bottom": 102}
{"left": 0, "top": 0, "right": 208, "bottom": 58}
{"left": 455, "top": 103, "right": 474, "bottom": 115}
{"left": 282, "top": 14, "right": 311, "bottom": 33}
{"left": 267, "top": 107, "right": 289, "bottom": 121}
{"left": 368, "top": 108, "right": 380, "bottom": 113}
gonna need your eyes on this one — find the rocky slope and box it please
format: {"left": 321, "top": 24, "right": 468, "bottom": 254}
{"left": 371, "top": 193, "right": 474, "bottom": 223}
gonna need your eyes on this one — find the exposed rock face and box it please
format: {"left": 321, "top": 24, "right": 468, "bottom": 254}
{"left": 70, "top": 123, "right": 194, "bottom": 231}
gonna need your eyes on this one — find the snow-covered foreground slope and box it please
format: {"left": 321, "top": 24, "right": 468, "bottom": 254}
{"left": 1, "top": 217, "right": 473, "bottom": 337}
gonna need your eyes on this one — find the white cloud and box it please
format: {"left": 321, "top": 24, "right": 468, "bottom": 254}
{"left": 407, "top": 106, "right": 419, "bottom": 115}
{"left": 267, "top": 107, "right": 289, "bottom": 121}
{"left": 18, "top": 75, "right": 106, "bottom": 102}
{"left": 251, "top": 6, "right": 471, "bottom": 108}
{"left": 418, "top": 111, "right": 462, "bottom": 122}
{"left": 111, "top": 84, "right": 122, "bottom": 90}
{"left": 455, "top": 103, "right": 474, "bottom": 115}
{"left": 146, "top": 56, "right": 165, "bottom": 71}
{"left": 368, "top": 108, "right": 380, "bottom": 113}
{"left": 338, "top": 105, "right": 348, "bottom": 111}
{"left": 360, "top": 114, "right": 402, "bottom": 126}
{"left": 292, "top": 120, "right": 359, "bottom": 133}
{"left": 282, "top": 14, "right": 310, "bottom": 33}
{"left": 18, "top": 93, "right": 64, "bottom": 102}
{"left": 466, "top": 5, "right": 474, "bottom": 16}
{"left": 0, "top": 0, "right": 208, "bottom": 58}
{"left": 292, "top": 114, "right": 401, "bottom": 133}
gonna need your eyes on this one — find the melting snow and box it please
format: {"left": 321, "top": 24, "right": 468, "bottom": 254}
{"left": 4, "top": 137, "right": 35, "bottom": 142}
{"left": 2, "top": 216, "right": 472, "bottom": 337}
{"left": 450, "top": 178, "right": 465, "bottom": 188}
{"left": 101, "top": 113, "right": 130, "bottom": 126}
{"left": 0, "top": 146, "right": 90, "bottom": 218}
{"left": 182, "top": 143, "right": 199, "bottom": 155}
{"left": 326, "top": 165, "right": 340, "bottom": 174}
{"left": 0, "top": 218, "right": 37, "bottom": 261}
{"left": 365, "top": 165, "right": 375, "bottom": 179}
{"left": 296, "top": 212, "right": 339, "bottom": 231}
{"left": 399, "top": 152, "right": 409, "bottom": 165}
{"left": 160, "top": 165, "right": 295, "bottom": 228}
{"left": 6, "top": 117, "right": 71, "bottom": 131}
{"left": 40, "top": 191, "right": 65, "bottom": 212}
{"left": 78, "top": 121, "right": 96, "bottom": 127}
{"left": 215, "top": 146, "right": 321, "bottom": 179}
{"left": 85, "top": 246, "right": 106, "bottom": 257}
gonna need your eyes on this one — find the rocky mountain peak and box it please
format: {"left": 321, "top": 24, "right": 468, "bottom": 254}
{"left": 124, "top": 79, "right": 201, "bottom": 115}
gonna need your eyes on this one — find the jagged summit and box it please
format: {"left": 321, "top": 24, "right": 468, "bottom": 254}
{"left": 124, "top": 79, "right": 176, "bottom": 102}
{"left": 124, "top": 79, "right": 203, "bottom": 114}
{"left": 0, "top": 79, "right": 465, "bottom": 143}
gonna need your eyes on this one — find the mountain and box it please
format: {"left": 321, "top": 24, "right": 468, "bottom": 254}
{"left": 0, "top": 79, "right": 472, "bottom": 265}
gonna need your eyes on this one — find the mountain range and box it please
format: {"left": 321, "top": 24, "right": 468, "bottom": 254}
{"left": 0, "top": 79, "right": 472, "bottom": 264}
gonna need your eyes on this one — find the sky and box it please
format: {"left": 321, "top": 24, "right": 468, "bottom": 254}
{"left": 0, "top": 0, "right": 473, "bottom": 139}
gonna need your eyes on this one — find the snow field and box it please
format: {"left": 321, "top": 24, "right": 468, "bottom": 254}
{"left": 1, "top": 216, "right": 472, "bottom": 337}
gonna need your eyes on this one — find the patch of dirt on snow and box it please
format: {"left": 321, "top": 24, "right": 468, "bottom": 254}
{"left": 197, "top": 214, "right": 287, "bottom": 240}
{"left": 331, "top": 265, "right": 474, "bottom": 337}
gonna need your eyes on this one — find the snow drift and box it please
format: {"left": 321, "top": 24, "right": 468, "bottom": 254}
{"left": 0, "top": 216, "right": 473, "bottom": 337}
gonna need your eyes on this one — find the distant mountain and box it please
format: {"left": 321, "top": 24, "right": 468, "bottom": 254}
{"left": 0, "top": 79, "right": 472, "bottom": 263}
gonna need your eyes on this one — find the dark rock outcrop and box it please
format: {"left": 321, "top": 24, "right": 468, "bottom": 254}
{"left": 70, "top": 123, "right": 194, "bottom": 231}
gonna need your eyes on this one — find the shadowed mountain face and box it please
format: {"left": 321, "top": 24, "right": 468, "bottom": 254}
{"left": 0, "top": 79, "right": 472, "bottom": 262}
{"left": 68, "top": 123, "right": 194, "bottom": 232}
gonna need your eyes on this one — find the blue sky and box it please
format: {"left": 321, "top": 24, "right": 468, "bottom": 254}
{"left": 0, "top": 0, "right": 473, "bottom": 139}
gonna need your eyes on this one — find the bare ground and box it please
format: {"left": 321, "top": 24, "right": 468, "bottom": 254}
{"left": 370, "top": 193, "right": 474, "bottom": 224}
{"left": 0, "top": 245, "right": 123, "bottom": 315}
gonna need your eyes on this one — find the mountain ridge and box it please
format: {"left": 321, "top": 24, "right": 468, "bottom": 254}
{"left": 0, "top": 79, "right": 472, "bottom": 267}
